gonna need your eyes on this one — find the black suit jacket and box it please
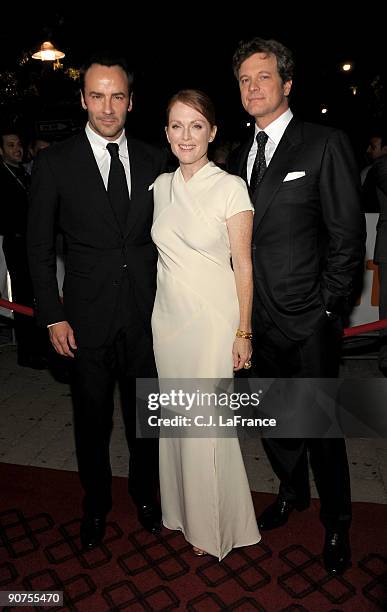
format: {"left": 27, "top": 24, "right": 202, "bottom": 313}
{"left": 28, "top": 131, "right": 166, "bottom": 347}
{"left": 370, "top": 154, "right": 387, "bottom": 264}
{"left": 361, "top": 163, "right": 381, "bottom": 213}
{"left": 0, "top": 162, "right": 29, "bottom": 236}
{"left": 228, "top": 117, "right": 365, "bottom": 341}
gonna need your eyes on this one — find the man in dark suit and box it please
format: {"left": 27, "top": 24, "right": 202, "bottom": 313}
{"left": 361, "top": 130, "right": 387, "bottom": 212}
{"left": 28, "top": 55, "right": 166, "bottom": 550}
{"left": 369, "top": 152, "right": 387, "bottom": 372}
{"left": 228, "top": 38, "right": 365, "bottom": 575}
{"left": 0, "top": 130, "right": 48, "bottom": 368}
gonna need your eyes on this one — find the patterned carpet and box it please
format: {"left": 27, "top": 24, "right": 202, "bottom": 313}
{"left": 0, "top": 463, "right": 386, "bottom": 611}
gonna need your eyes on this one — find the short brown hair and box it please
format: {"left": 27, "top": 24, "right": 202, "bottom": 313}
{"left": 232, "top": 37, "right": 294, "bottom": 84}
{"left": 166, "top": 89, "right": 216, "bottom": 127}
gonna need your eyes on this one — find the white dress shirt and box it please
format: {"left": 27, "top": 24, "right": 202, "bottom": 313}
{"left": 247, "top": 108, "right": 293, "bottom": 184}
{"left": 85, "top": 122, "right": 131, "bottom": 196}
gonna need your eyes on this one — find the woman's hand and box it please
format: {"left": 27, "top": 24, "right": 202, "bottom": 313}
{"left": 232, "top": 337, "right": 252, "bottom": 371}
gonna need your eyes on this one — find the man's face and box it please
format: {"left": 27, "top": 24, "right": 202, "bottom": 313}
{"left": 81, "top": 64, "right": 132, "bottom": 140}
{"left": 366, "top": 137, "right": 383, "bottom": 162}
{"left": 0, "top": 134, "right": 23, "bottom": 165}
{"left": 238, "top": 52, "right": 292, "bottom": 128}
{"left": 30, "top": 139, "right": 50, "bottom": 157}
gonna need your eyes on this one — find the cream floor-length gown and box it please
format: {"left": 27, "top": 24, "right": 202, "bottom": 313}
{"left": 151, "top": 162, "right": 260, "bottom": 560}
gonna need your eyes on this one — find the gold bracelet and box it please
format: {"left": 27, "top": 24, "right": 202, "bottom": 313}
{"left": 236, "top": 329, "right": 253, "bottom": 340}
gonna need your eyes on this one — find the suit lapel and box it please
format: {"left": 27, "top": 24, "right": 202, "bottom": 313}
{"left": 75, "top": 133, "right": 121, "bottom": 233}
{"left": 125, "top": 136, "right": 149, "bottom": 237}
{"left": 236, "top": 137, "right": 253, "bottom": 184}
{"left": 252, "top": 118, "right": 303, "bottom": 234}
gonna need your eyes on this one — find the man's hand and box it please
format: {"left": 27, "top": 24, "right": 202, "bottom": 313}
{"left": 48, "top": 321, "right": 77, "bottom": 357}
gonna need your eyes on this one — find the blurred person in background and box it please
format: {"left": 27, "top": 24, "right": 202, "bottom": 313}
{"left": 0, "top": 129, "right": 48, "bottom": 368}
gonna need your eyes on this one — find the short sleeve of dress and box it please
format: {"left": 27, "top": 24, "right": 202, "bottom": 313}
{"left": 224, "top": 175, "right": 254, "bottom": 220}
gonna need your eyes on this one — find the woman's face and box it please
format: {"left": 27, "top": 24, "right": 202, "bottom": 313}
{"left": 166, "top": 101, "right": 216, "bottom": 174}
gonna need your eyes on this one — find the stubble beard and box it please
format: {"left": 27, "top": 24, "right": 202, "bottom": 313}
{"left": 90, "top": 117, "right": 125, "bottom": 140}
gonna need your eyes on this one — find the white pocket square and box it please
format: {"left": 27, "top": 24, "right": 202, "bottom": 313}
{"left": 283, "top": 171, "right": 306, "bottom": 182}
{"left": 148, "top": 183, "right": 154, "bottom": 191}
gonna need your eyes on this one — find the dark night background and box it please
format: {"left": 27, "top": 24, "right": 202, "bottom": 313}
{"left": 1, "top": 9, "right": 386, "bottom": 163}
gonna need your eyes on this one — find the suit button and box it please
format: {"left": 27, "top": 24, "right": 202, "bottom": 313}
{"left": 251, "top": 244, "right": 256, "bottom": 251}
{"left": 122, "top": 263, "right": 128, "bottom": 269}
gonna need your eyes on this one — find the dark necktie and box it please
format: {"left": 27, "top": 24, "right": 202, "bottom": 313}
{"left": 250, "top": 131, "right": 268, "bottom": 193}
{"left": 106, "top": 142, "right": 130, "bottom": 229}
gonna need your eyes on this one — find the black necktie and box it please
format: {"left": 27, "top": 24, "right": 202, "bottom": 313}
{"left": 250, "top": 131, "right": 268, "bottom": 193}
{"left": 106, "top": 142, "right": 130, "bottom": 228}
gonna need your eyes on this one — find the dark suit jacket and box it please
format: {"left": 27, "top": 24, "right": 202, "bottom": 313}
{"left": 371, "top": 154, "right": 387, "bottom": 264}
{"left": 0, "top": 161, "right": 29, "bottom": 236}
{"left": 361, "top": 163, "right": 381, "bottom": 213}
{"left": 28, "top": 131, "right": 166, "bottom": 347}
{"left": 228, "top": 117, "right": 365, "bottom": 341}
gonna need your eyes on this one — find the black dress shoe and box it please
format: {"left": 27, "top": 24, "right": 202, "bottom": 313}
{"left": 137, "top": 503, "right": 162, "bottom": 535}
{"left": 258, "top": 499, "right": 296, "bottom": 531}
{"left": 323, "top": 530, "right": 351, "bottom": 575}
{"left": 80, "top": 514, "right": 106, "bottom": 550}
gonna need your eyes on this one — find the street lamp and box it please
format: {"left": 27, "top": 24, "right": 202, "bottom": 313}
{"left": 32, "top": 41, "right": 65, "bottom": 61}
{"left": 341, "top": 62, "right": 353, "bottom": 72}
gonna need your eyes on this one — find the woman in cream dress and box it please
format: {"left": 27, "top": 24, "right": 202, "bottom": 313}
{"left": 151, "top": 90, "right": 260, "bottom": 560}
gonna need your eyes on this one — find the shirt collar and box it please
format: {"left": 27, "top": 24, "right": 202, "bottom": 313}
{"left": 254, "top": 108, "right": 293, "bottom": 146}
{"left": 85, "top": 123, "right": 128, "bottom": 158}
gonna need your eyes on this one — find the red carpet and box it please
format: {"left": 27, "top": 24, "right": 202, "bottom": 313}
{"left": 0, "top": 462, "right": 386, "bottom": 611}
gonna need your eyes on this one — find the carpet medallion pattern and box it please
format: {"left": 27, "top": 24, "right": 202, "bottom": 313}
{"left": 0, "top": 464, "right": 386, "bottom": 611}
